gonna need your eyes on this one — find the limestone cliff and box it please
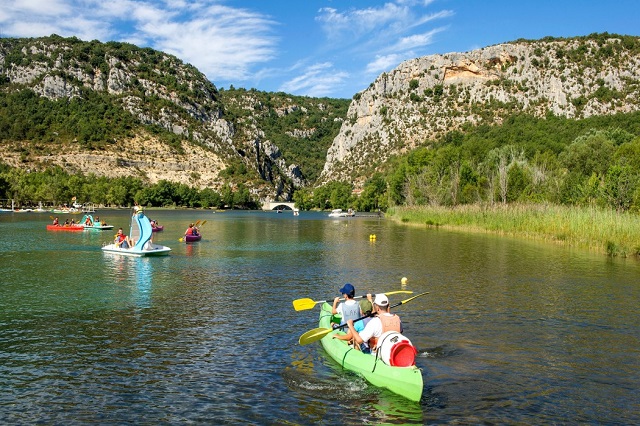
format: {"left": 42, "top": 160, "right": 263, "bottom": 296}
{"left": 0, "top": 36, "right": 347, "bottom": 202}
{"left": 320, "top": 35, "right": 640, "bottom": 186}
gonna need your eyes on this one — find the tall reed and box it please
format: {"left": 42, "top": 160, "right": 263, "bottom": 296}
{"left": 388, "top": 203, "right": 640, "bottom": 257}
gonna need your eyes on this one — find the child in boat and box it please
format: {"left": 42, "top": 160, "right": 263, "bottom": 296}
{"left": 332, "top": 283, "right": 360, "bottom": 329}
{"left": 184, "top": 223, "right": 195, "bottom": 236}
{"left": 333, "top": 298, "right": 374, "bottom": 349}
{"left": 52, "top": 217, "right": 59, "bottom": 226}
{"left": 115, "top": 228, "right": 130, "bottom": 249}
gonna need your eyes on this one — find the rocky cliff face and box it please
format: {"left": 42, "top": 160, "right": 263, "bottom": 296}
{"left": 320, "top": 35, "right": 640, "bottom": 186}
{"left": 0, "top": 36, "right": 339, "bottom": 201}
{"left": 3, "top": 34, "right": 640, "bottom": 198}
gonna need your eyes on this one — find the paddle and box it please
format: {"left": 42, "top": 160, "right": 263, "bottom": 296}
{"left": 298, "top": 291, "right": 429, "bottom": 345}
{"left": 293, "top": 290, "right": 414, "bottom": 311}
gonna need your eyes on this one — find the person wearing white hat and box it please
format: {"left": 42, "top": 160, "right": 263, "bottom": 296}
{"left": 347, "top": 293, "right": 403, "bottom": 354}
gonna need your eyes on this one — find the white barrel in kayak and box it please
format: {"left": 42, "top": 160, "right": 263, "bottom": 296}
{"left": 376, "top": 331, "right": 417, "bottom": 367}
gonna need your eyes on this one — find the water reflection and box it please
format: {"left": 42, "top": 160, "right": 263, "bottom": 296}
{"left": 102, "top": 254, "right": 153, "bottom": 309}
{"left": 135, "top": 258, "right": 152, "bottom": 308}
{"left": 1, "top": 211, "right": 639, "bottom": 424}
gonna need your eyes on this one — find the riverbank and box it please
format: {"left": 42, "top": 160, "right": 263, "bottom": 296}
{"left": 387, "top": 203, "right": 640, "bottom": 258}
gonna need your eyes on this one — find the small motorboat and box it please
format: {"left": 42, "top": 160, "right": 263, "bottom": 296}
{"left": 102, "top": 211, "right": 170, "bottom": 257}
{"left": 328, "top": 208, "right": 356, "bottom": 217}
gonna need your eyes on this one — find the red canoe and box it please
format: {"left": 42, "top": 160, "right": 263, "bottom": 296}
{"left": 47, "top": 224, "right": 85, "bottom": 231}
{"left": 184, "top": 234, "right": 202, "bottom": 242}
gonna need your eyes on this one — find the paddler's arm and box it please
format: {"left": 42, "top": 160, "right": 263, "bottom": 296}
{"left": 347, "top": 319, "right": 364, "bottom": 345}
{"left": 332, "top": 297, "right": 340, "bottom": 315}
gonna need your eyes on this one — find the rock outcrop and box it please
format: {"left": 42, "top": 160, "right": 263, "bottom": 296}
{"left": 0, "top": 36, "right": 346, "bottom": 201}
{"left": 320, "top": 35, "right": 640, "bottom": 185}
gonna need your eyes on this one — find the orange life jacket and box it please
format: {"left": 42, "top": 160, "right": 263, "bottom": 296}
{"left": 369, "top": 314, "right": 401, "bottom": 350}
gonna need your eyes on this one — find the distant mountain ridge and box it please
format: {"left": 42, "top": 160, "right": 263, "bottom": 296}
{"left": 1, "top": 33, "right": 639, "bottom": 201}
{"left": 0, "top": 35, "right": 347, "bottom": 201}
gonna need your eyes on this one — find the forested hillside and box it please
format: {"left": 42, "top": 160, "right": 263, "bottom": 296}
{"left": 1, "top": 33, "right": 640, "bottom": 214}
{"left": 0, "top": 35, "right": 348, "bottom": 207}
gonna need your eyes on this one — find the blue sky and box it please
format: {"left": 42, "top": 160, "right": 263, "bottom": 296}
{"left": 1, "top": 0, "right": 639, "bottom": 99}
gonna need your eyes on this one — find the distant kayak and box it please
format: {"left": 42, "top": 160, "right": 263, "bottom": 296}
{"left": 184, "top": 234, "right": 202, "bottom": 242}
{"left": 46, "top": 224, "right": 84, "bottom": 231}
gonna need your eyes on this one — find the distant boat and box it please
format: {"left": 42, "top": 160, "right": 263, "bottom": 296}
{"left": 184, "top": 234, "right": 202, "bottom": 243}
{"left": 51, "top": 207, "right": 80, "bottom": 214}
{"left": 328, "top": 208, "right": 355, "bottom": 218}
{"left": 80, "top": 214, "right": 114, "bottom": 230}
{"left": 46, "top": 224, "right": 84, "bottom": 231}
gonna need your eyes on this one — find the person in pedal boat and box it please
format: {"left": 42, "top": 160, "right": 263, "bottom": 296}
{"left": 331, "top": 283, "right": 360, "bottom": 329}
{"left": 347, "top": 294, "right": 403, "bottom": 354}
{"left": 115, "top": 228, "right": 130, "bottom": 249}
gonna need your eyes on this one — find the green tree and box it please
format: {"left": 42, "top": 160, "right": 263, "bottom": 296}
{"left": 559, "top": 130, "right": 615, "bottom": 177}
{"left": 357, "top": 173, "right": 387, "bottom": 212}
{"left": 199, "top": 188, "right": 222, "bottom": 209}
{"left": 293, "top": 187, "right": 313, "bottom": 210}
{"left": 601, "top": 165, "right": 638, "bottom": 211}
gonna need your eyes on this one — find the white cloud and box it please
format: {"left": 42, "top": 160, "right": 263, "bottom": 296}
{"left": 389, "top": 27, "right": 445, "bottom": 53}
{"left": 365, "top": 53, "right": 405, "bottom": 75}
{"left": 279, "top": 62, "right": 349, "bottom": 97}
{"left": 0, "top": 1, "right": 280, "bottom": 82}
{"left": 314, "top": 1, "right": 453, "bottom": 95}
{"left": 7, "top": 0, "right": 72, "bottom": 17}
{"left": 317, "top": 3, "right": 409, "bottom": 41}
{"left": 138, "top": 4, "right": 278, "bottom": 80}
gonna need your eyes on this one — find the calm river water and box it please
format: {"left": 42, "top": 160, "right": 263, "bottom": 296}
{"left": 1, "top": 209, "right": 638, "bottom": 424}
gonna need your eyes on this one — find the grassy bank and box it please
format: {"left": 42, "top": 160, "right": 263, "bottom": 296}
{"left": 387, "top": 204, "right": 640, "bottom": 257}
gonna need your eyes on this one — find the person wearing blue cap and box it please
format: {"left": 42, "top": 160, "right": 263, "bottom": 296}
{"left": 332, "top": 283, "right": 360, "bottom": 329}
